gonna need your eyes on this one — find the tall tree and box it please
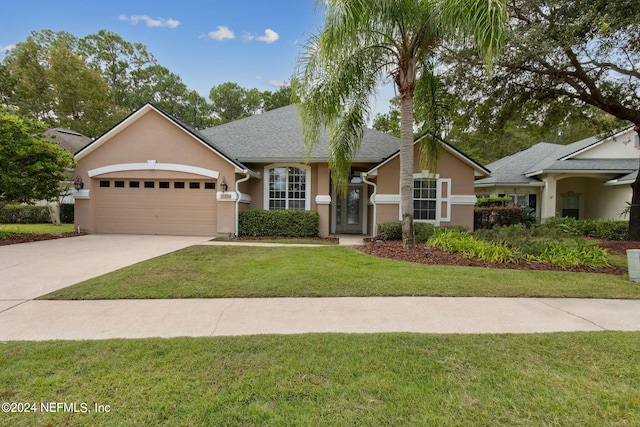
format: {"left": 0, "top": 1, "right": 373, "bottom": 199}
{"left": 262, "top": 85, "right": 293, "bottom": 111}
{"left": 295, "top": 0, "right": 507, "bottom": 249}
{"left": 78, "top": 30, "right": 156, "bottom": 114}
{"left": 209, "top": 82, "right": 262, "bottom": 123}
{"left": 0, "top": 108, "right": 75, "bottom": 212}
{"left": 444, "top": 0, "right": 640, "bottom": 238}
{"left": 47, "top": 44, "right": 113, "bottom": 138}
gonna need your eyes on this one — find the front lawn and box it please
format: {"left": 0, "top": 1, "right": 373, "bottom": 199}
{"left": 0, "top": 223, "right": 75, "bottom": 236}
{"left": 41, "top": 245, "right": 640, "bottom": 300}
{"left": 1, "top": 332, "right": 639, "bottom": 426}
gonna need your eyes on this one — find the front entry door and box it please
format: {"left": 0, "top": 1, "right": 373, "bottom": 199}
{"left": 336, "top": 185, "right": 364, "bottom": 234}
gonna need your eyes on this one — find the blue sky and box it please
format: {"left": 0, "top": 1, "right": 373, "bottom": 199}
{"left": 1, "top": 0, "right": 394, "bottom": 117}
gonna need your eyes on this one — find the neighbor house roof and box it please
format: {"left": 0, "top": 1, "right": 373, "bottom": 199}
{"left": 199, "top": 105, "right": 400, "bottom": 164}
{"left": 475, "top": 127, "right": 638, "bottom": 188}
{"left": 45, "top": 128, "right": 92, "bottom": 154}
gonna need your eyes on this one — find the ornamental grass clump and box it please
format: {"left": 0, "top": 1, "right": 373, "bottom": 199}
{"left": 429, "top": 227, "right": 611, "bottom": 268}
{"left": 524, "top": 240, "right": 610, "bottom": 268}
{"left": 428, "top": 229, "right": 516, "bottom": 264}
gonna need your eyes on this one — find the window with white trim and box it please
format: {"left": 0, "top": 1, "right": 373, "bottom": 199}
{"left": 413, "top": 177, "right": 437, "bottom": 220}
{"left": 266, "top": 165, "right": 308, "bottom": 210}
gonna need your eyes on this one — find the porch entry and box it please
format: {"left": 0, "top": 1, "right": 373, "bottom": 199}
{"left": 334, "top": 184, "right": 367, "bottom": 234}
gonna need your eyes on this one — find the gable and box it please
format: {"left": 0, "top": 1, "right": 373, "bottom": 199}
{"left": 567, "top": 127, "right": 640, "bottom": 160}
{"left": 76, "top": 103, "right": 248, "bottom": 173}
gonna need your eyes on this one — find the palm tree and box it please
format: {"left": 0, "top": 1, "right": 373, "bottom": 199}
{"left": 294, "top": 0, "right": 507, "bottom": 249}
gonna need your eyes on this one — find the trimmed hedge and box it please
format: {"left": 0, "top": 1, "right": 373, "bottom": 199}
{"left": 238, "top": 209, "right": 319, "bottom": 237}
{"left": 541, "top": 217, "right": 629, "bottom": 241}
{"left": 476, "top": 196, "right": 512, "bottom": 207}
{"left": 474, "top": 206, "right": 523, "bottom": 230}
{"left": 0, "top": 205, "right": 50, "bottom": 224}
{"left": 377, "top": 221, "right": 436, "bottom": 242}
{"left": 0, "top": 203, "right": 74, "bottom": 224}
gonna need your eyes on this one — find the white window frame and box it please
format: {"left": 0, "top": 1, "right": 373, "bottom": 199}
{"left": 263, "top": 164, "right": 311, "bottom": 211}
{"left": 412, "top": 172, "right": 450, "bottom": 225}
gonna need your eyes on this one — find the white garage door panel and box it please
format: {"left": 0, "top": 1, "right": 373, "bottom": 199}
{"left": 95, "top": 181, "right": 216, "bottom": 236}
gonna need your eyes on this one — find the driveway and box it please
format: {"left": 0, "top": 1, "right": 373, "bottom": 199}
{"left": 0, "top": 234, "right": 211, "bottom": 301}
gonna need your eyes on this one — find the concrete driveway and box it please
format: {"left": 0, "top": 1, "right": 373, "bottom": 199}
{"left": 0, "top": 234, "right": 211, "bottom": 301}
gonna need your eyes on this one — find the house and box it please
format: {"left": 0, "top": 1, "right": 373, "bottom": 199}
{"left": 73, "top": 103, "right": 487, "bottom": 237}
{"left": 475, "top": 127, "right": 639, "bottom": 221}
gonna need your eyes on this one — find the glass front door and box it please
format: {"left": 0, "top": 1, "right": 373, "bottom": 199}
{"left": 336, "top": 185, "right": 363, "bottom": 233}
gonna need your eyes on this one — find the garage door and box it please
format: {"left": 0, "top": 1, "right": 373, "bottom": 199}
{"left": 94, "top": 179, "right": 217, "bottom": 235}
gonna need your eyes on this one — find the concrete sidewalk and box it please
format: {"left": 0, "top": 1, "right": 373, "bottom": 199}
{"left": 1, "top": 297, "right": 640, "bottom": 341}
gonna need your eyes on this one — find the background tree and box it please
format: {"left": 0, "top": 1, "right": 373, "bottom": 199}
{"left": 209, "top": 82, "right": 263, "bottom": 123}
{"left": 47, "top": 44, "right": 113, "bottom": 137}
{"left": 372, "top": 97, "right": 401, "bottom": 138}
{"left": 443, "top": 0, "right": 640, "bottom": 237}
{"left": 78, "top": 30, "right": 156, "bottom": 115}
{"left": 0, "top": 108, "right": 75, "bottom": 213}
{"left": 295, "top": 0, "right": 507, "bottom": 249}
{"left": 262, "top": 84, "right": 293, "bottom": 111}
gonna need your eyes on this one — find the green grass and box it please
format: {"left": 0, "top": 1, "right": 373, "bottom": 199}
{"left": 41, "top": 245, "right": 640, "bottom": 300}
{"left": 0, "top": 223, "right": 74, "bottom": 236}
{"left": 1, "top": 332, "right": 639, "bottom": 426}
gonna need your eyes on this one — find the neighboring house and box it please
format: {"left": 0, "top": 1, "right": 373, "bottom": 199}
{"left": 475, "top": 126, "right": 639, "bottom": 221}
{"left": 73, "top": 103, "right": 487, "bottom": 237}
{"left": 40, "top": 128, "right": 92, "bottom": 205}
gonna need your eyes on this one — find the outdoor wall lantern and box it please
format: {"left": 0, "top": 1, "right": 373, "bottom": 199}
{"left": 73, "top": 176, "right": 84, "bottom": 190}
{"left": 220, "top": 177, "right": 228, "bottom": 193}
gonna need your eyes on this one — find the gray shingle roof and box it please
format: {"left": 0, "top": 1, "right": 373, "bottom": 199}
{"left": 198, "top": 105, "right": 400, "bottom": 163}
{"left": 476, "top": 127, "right": 638, "bottom": 187}
{"left": 45, "top": 128, "right": 92, "bottom": 154}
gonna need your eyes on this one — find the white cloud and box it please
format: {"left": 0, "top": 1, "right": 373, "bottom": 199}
{"left": 119, "top": 14, "right": 180, "bottom": 28}
{"left": 207, "top": 25, "right": 235, "bottom": 41}
{"left": 245, "top": 29, "right": 280, "bottom": 44}
{"left": 0, "top": 44, "right": 15, "bottom": 54}
{"left": 266, "top": 79, "right": 287, "bottom": 88}
{"left": 257, "top": 29, "right": 279, "bottom": 44}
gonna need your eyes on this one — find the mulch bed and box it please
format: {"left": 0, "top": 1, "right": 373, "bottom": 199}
{"left": 357, "top": 239, "right": 640, "bottom": 275}
{"left": 0, "top": 232, "right": 88, "bottom": 246}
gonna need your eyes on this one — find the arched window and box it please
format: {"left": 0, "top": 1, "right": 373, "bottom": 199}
{"left": 264, "top": 165, "right": 310, "bottom": 210}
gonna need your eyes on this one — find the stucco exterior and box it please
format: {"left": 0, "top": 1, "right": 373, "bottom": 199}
{"left": 73, "top": 103, "right": 487, "bottom": 237}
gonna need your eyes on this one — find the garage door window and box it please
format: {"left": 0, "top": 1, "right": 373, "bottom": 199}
{"left": 159, "top": 181, "right": 170, "bottom": 189}
{"left": 144, "top": 182, "right": 154, "bottom": 188}
{"left": 100, "top": 180, "right": 110, "bottom": 188}
{"left": 190, "top": 182, "right": 200, "bottom": 189}
{"left": 130, "top": 181, "right": 140, "bottom": 188}
{"left": 174, "top": 182, "right": 185, "bottom": 189}
{"left": 205, "top": 182, "right": 216, "bottom": 190}
{"left": 115, "top": 181, "right": 125, "bottom": 188}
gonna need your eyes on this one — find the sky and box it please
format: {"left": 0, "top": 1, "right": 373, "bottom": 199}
{"left": 1, "top": 0, "right": 394, "bottom": 118}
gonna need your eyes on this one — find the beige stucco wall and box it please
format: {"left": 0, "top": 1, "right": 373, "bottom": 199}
{"left": 74, "top": 108, "right": 239, "bottom": 236}
{"left": 374, "top": 144, "right": 479, "bottom": 229}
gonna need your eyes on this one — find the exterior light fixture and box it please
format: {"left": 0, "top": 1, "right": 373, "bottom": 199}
{"left": 220, "top": 177, "right": 228, "bottom": 193}
{"left": 73, "top": 176, "right": 84, "bottom": 191}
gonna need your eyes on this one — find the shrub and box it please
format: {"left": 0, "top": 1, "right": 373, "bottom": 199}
{"left": 377, "top": 221, "right": 435, "bottom": 242}
{"left": 60, "top": 203, "right": 74, "bottom": 224}
{"left": 474, "top": 206, "right": 523, "bottom": 229}
{"left": 476, "top": 196, "right": 512, "bottom": 207}
{"left": 238, "top": 209, "right": 319, "bottom": 237}
{"left": 538, "top": 217, "right": 629, "bottom": 240}
{"left": 0, "top": 204, "right": 51, "bottom": 224}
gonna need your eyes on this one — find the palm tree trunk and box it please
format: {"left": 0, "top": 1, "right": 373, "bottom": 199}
{"left": 399, "top": 91, "right": 415, "bottom": 250}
